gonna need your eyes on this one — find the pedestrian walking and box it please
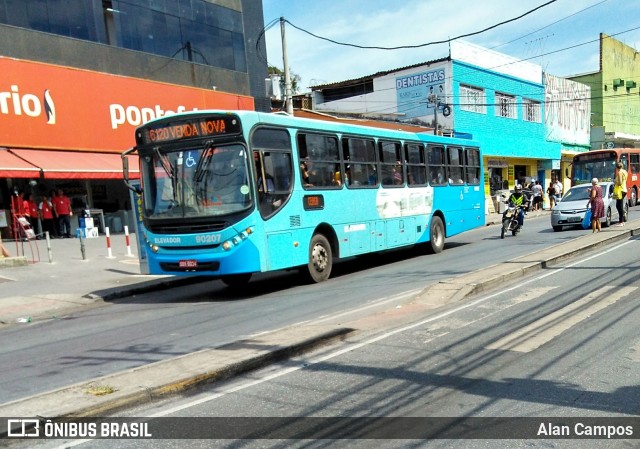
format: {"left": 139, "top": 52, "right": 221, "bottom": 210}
{"left": 614, "top": 161, "right": 628, "bottom": 226}
{"left": 546, "top": 183, "right": 556, "bottom": 209}
{"left": 553, "top": 178, "right": 563, "bottom": 204}
{"left": 586, "top": 178, "right": 605, "bottom": 233}
{"left": 531, "top": 180, "right": 543, "bottom": 211}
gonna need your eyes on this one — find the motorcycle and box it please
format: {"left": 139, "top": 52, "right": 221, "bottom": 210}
{"left": 501, "top": 205, "right": 525, "bottom": 239}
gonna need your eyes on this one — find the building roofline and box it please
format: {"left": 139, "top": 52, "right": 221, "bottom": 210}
{"left": 310, "top": 56, "right": 451, "bottom": 90}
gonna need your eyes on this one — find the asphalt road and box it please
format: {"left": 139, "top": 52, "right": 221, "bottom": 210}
{"left": 69, "top": 233, "right": 640, "bottom": 449}
{"left": 1, "top": 209, "right": 639, "bottom": 405}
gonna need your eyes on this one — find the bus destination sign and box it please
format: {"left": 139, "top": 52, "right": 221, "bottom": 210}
{"left": 137, "top": 116, "right": 242, "bottom": 145}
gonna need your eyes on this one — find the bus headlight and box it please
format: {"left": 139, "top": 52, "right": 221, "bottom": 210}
{"left": 222, "top": 226, "right": 254, "bottom": 251}
{"left": 151, "top": 244, "right": 159, "bottom": 253}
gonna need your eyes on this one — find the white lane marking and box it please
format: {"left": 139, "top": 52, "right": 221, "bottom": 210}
{"left": 486, "top": 286, "right": 637, "bottom": 352}
{"left": 57, "top": 239, "right": 637, "bottom": 448}
{"left": 150, "top": 241, "right": 637, "bottom": 417}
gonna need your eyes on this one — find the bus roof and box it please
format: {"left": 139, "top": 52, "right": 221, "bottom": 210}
{"left": 138, "top": 109, "right": 480, "bottom": 148}
{"left": 574, "top": 148, "right": 640, "bottom": 158}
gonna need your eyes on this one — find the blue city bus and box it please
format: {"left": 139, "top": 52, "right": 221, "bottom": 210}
{"left": 122, "top": 110, "right": 484, "bottom": 286}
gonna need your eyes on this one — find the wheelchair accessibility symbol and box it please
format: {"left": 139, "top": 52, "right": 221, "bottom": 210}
{"left": 185, "top": 152, "right": 197, "bottom": 168}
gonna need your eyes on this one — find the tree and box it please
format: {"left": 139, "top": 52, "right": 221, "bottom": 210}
{"left": 268, "top": 65, "right": 301, "bottom": 94}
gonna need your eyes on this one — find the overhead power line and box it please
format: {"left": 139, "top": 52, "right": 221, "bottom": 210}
{"left": 282, "top": 1, "right": 557, "bottom": 50}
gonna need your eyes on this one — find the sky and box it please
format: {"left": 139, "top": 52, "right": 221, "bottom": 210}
{"left": 261, "top": 0, "right": 640, "bottom": 92}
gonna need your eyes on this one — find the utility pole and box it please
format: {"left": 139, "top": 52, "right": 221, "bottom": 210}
{"left": 280, "top": 17, "right": 293, "bottom": 115}
{"left": 429, "top": 93, "right": 438, "bottom": 135}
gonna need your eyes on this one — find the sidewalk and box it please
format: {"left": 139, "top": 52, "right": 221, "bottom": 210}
{"left": 0, "top": 233, "right": 200, "bottom": 325}
{"left": 0, "top": 209, "right": 550, "bottom": 325}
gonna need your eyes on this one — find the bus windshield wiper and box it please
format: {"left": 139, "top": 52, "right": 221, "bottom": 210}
{"left": 194, "top": 141, "right": 214, "bottom": 183}
{"left": 154, "top": 146, "right": 175, "bottom": 179}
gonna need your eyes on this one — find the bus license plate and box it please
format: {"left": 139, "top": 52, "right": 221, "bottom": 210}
{"left": 179, "top": 259, "right": 198, "bottom": 268}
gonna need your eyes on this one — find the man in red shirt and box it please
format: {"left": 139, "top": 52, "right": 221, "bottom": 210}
{"left": 39, "top": 193, "right": 56, "bottom": 238}
{"left": 25, "top": 193, "right": 39, "bottom": 233}
{"left": 53, "top": 188, "right": 73, "bottom": 238}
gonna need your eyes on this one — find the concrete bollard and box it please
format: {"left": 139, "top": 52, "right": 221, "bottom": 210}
{"left": 45, "top": 231, "right": 53, "bottom": 263}
{"left": 105, "top": 227, "right": 114, "bottom": 259}
{"left": 124, "top": 225, "right": 133, "bottom": 257}
{"left": 79, "top": 233, "right": 86, "bottom": 261}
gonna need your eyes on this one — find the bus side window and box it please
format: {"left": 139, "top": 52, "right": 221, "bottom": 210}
{"left": 379, "top": 140, "right": 403, "bottom": 187}
{"left": 297, "top": 132, "right": 341, "bottom": 189}
{"left": 405, "top": 143, "right": 426, "bottom": 186}
{"left": 251, "top": 127, "right": 293, "bottom": 218}
{"left": 343, "top": 137, "right": 377, "bottom": 188}
{"left": 448, "top": 147, "right": 464, "bottom": 184}
{"left": 465, "top": 148, "right": 481, "bottom": 184}
{"left": 631, "top": 154, "right": 640, "bottom": 175}
{"left": 427, "top": 145, "right": 446, "bottom": 186}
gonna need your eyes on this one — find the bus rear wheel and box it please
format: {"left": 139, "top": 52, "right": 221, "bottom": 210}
{"left": 306, "top": 234, "right": 332, "bottom": 283}
{"left": 221, "top": 273, "right": 252, "bottom": 288}
{"left": 429, "top": 216, "right": 445, "bottom": 253}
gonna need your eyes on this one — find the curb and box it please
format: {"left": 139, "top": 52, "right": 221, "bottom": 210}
{"left": 87, "top": 275, "right": 214, "bottom": 301}
{"left": 0, "top": 256, "right": 28, "bottom": 269}
{"left": 0, "top": 325, "right": 354, "bottom": 422}
{"left": 416, "top": 225, "right": 637, "bottom": 305}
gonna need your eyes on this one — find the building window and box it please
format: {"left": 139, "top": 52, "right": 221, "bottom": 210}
{"left": 522, "top": 98, "right": 541, "bottom": 123}
{"left": 459, "top": 85, "right": 485, "bottom": 114}
{"left": 495, "top": 92, "right": 516, "bottom": 119}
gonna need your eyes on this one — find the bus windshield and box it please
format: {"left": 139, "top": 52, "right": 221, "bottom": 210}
{"left": 572, "top": 155, "right": 616, "bottom": 185}
{"left": 141, "top": 144, "right": 252, "bottom": 219}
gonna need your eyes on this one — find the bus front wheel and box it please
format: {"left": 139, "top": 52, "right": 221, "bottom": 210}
{"left": 306, "top": 234, "right": 333, "bottom": 283}
{"left": 221, "top": 273, "right": 252, "bottom": 288}
{"left": 429, "top": 216, "right": 445, "bottom": 253}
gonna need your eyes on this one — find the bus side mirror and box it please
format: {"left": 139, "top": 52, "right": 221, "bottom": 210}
{"left": 122, "top": 149, "right": 142, "bottom": 194}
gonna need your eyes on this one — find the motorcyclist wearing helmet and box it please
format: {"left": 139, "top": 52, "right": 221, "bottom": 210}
{"left": 505, "top": 184, "right": 529, "bottom": 228}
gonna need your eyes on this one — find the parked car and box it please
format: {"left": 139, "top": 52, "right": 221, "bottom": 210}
{"left": 551, "top": 182, "right": 626, "bottom": 231}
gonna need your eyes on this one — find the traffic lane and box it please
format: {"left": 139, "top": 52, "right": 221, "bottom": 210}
{"left": 0, "top": 214, "right": 577, "bottom": 403}
{"left": 106, "top": 238, "right": 640, "bottom": 448}
{"left": 0, "top": 212, "right": 637, "bottom": 405}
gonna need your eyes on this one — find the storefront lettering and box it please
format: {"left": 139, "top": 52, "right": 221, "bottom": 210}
{"left": 395, "top": 69, "right": 445, "bottom": 89}
{"left": 0, "top": 85, "right": 56, "bottom": 124}
{"left": 109, "top": 104, "right": 198, "bottom": 129}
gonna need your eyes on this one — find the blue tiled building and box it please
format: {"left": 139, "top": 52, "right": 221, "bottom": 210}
{"left": 310, "top": 41, "right": 590, "bottom": 203}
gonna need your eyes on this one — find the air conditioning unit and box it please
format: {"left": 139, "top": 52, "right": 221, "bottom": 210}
{"left": 612, "top": 78, "right": 624, "bottom": 87}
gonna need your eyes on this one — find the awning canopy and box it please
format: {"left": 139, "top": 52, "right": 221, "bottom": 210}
{"left": 7, "top": 149, "right": 138, "bottom": 180}
{"left": 0, "top": 148, "right": 41, "bottom": 178}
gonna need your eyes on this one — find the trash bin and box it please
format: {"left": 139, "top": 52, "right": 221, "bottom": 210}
{"left": 111, "top": 216, "right": 123, "bottom": 233}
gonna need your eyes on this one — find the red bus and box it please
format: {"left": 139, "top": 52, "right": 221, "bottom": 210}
{"left": 570, "top": 148, "right": 640, "bottom": 206}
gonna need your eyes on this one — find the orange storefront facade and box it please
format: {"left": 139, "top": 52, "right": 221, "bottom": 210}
{"left": 0, "top": 56, "right": 254, "bottom": 236}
